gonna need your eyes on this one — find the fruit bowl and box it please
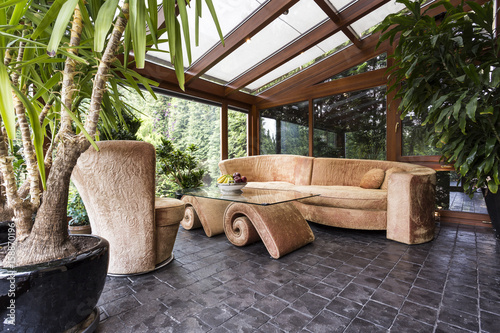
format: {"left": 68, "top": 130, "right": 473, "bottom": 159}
{"left": 217, "top": 183, "right": 247, "bottom": 193}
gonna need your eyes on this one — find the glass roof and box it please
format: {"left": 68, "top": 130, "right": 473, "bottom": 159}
{"left": 204, "top": 0, "right": 328, "bottom": 83}
{"left": 145, "top": 0, "right": 413, "bottom": 96}
{"left": 350, "top": 1, "right": 407, "bottom": 38}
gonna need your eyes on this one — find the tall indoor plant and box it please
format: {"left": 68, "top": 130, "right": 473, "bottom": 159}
{"left": 377, "top": 0, "right": 500, "bottom": 236}
{"left": 0, "top": 0, "right": 222, "bottom": 330}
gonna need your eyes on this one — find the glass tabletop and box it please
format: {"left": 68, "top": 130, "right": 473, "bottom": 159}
{"left": 178, "top": 185, "right": 319, "bottom": 206}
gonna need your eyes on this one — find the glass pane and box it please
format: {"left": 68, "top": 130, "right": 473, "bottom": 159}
{"left": 248, "top": 32, "right": 350, "bottom": 92}
{"left": 228, "top": 109, "right": 247, "bottom": 159}
{"left": 321, "top": 53, "right": 387, "bottom": 83}
{"left": 260, "top": 101, "right": 309, "bottom": 156}
{"left": 436, "top": 171, "right": 488, "bottom": 214}
{"left": 121, "top": 89, "right": 221, "bottom": 193}
{"left": 402, "top": 112, "right": 440, "bottom": 156}
{"left": 350, "top": 1, "right": 406, "bottom": 38}
{"left": 205, "top": 0, "right": 327, "bottom": 83}
{"left": 313, "top": 86, "right": 387, "bottom": 159}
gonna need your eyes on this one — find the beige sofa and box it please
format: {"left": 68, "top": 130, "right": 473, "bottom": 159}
{"left": 218, "top": 155, "right": 436, "bottom": 245}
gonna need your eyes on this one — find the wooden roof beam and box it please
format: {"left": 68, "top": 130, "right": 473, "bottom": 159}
{"left": 184, "top": 0, "right": 300, "bottom": 86}
{"left": 224, "top": 0, "right": 389, "bottom": 96}
{"left": 314, "top": 0, "right": 362, "bottom": 48}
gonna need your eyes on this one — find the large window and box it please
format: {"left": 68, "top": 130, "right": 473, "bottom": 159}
{"left": 402, "top": 112, "right": 440, "bottom": 156}
{"left": 313, "top": 86, "right": 387, "bottom": 159}
{"left": 228, "top": 109, "right": 248, "bottom": 159}
{"left": 260, "top": 101, "right": 309, "bottom": 156}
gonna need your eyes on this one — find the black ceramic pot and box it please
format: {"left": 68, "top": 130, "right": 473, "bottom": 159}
{"left": 482, "top": 188, "right": 500, "bottom": 239}
{"left": 0, "top": 234, "right": 109, "bottom": 332}
{"left": 0, "top": 221, "right": 13, "bottom": 244}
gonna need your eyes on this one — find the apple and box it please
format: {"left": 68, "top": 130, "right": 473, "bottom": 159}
{"left": 233, "top": 172, "right": 241, "bottom": 178}
{"left": 241, "top": 176, "right": 247, "bottom": 183}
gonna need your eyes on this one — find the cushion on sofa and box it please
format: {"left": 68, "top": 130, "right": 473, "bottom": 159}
{"left": 381, "top": 167, "right": 405, "bottom": 190}
{"left": 292, "top": 185, "right": 387, "bottom": 210}
{"left": 360, "top": 168, "right": 385, "bottom": 189}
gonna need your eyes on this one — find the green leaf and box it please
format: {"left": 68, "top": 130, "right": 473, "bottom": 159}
{"left": 487, "top": 180, "right": 498, "bottom": 194}
{"left": 130, "top": 0, "right": 147, "bottom": 68}
{"left": 173, "top": 18, "right": 185, "bottom": 90}
{"left": 485, "top": 137, "right": 496, "bottom": 157}
{"left": 204, "top": 0, "right": 224, "bottom": 46}
{"left": 452, "top": 92, "right": 466, "bottom": 120}
{"left": 0, "top": 0, "right": 24, "bottom": 10}
{"left": 47, "top": 0, "right": 79, "bottom": 56}
{"left": 31, "top": 71, "right": 62, "bottom": 101}
{"left": 0, "top": 62, "right": 16, "bottom": 140}
{"left": 465, "top": 93, "right": 478, "bottom": 121}
{"left": 8, "top": 0, "right": 29, "bottom": 25}
{"left": 32, "top": 0, "right": 66, "bottom": 40}
{"left": 177, "top": 0, "right": 191, "bottom": 64}
{"left": 481, "top": 106, "right": 494, "bottom": 115}
{"left": 93, "top": 0, "right": 119, "bottom": 52}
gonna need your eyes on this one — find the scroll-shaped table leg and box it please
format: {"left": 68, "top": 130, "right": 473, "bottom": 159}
{"left": 223, "top": 202, "right": 315, "bottom": 259}
{"left": 181, "top": 196, "right": 228, "bottom": 237}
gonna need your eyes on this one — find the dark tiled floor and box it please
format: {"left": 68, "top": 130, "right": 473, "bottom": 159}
{"left": 96, "top": 222, "right": 500, "bottom": 332}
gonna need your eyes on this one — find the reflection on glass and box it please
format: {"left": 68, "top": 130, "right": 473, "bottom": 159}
{"left": 260, "top": 101, "right": 309, "bottom": 156}
{"left": 313, "top": 86, "right": 386, "bottom": 159}
{"left": 402, "top": 112, "right": 440, "bottom": 156}
{"left": 228, "top": 109, "right": 247, "bottom": 159}
{"left": 436, "top": 171, "right": 487, "bottom": 214}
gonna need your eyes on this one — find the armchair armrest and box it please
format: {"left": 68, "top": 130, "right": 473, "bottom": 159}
{"left": 386, "top": 168, "right": 436, "bottom": 244}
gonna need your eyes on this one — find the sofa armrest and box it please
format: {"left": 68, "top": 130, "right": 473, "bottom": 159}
{"left": 386, "top": 168, "right": 436, "bottom": 244}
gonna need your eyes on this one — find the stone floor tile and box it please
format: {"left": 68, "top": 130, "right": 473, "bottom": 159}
{"left": 95, "top": 223, "right": 500, "bottom": 333}
{"left": 325, "top": 296, "right": 362, "bottom": 319}
{"left": 344, "top": 318, "right": 388, "bottom": 333}
{"left": 406, "top": 286, "right": 442, "bottom": 309}
{"left": 290, "top": 292, "right": 330, "bottom": 317}
{"left": 389, "top": 314, "right": 433, "bottom": 333}
{"left": 338, "top": 282, "right": 375, "bottom": 306}
{"left": 357, "top": 300, "right": 398, "bottom": 329}
{"left": 370, "top": 289, "right": 405, "bottom": 309}
{"left": 305, "top": 309, "right": 350, "bottom": 333}
{"left": 195, "top": 303, "right": 237, "bottom": 328}
{"left": 100, "top": 294, "right": 141, "bottom": 317}
{"left": 480, "top": 310, "right": 500, "bottom": 333}
{"left": 269, "top": 307, "right": 311, "bottom": 333}
{"left": 272, "top": 281, "right": 308, "bottom": 303}
{"left": 438, "top": 306, "right": 479, "bottom": 332}
{"left": 400, "top": 300, "right": 438, "bottom": 326}
{"left": 222, "top": 307, "right": 270, "bottom": 332}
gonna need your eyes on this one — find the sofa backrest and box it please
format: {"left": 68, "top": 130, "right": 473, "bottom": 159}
{"left": 218, "top": 155, "right": 314, "bottom": 185}
{"left": 310, "top": 158, "right": 420, "bottom": 186}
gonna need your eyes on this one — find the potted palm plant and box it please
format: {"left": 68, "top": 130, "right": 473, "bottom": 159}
{"left": 377, "top": 0, "right": 500, "bottom": 238}
{"left": 0, "top": 0, "right": 222, "bottom": 331}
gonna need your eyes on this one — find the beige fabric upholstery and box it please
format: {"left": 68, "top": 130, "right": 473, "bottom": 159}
{"left": 359, "top": 168, "right": 385, "bottom": 189}
{"left": 72, "top": 141, "right": 184, "bottom": 275}
{"left": 219, "top": 155, "right": 436, "bottom": 244}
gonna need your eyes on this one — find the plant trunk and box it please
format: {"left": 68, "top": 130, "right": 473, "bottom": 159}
{"left": 6, "top": 141, "right": 86, "bottom": 266}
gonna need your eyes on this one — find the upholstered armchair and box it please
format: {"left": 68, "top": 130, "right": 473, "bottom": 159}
{"left": 72, "top": 140, "right": 185, "bottom": 276}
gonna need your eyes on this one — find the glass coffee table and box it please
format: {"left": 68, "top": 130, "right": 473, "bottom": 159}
{"left": 179, "top": 186, "right": 319, "bottom": 259}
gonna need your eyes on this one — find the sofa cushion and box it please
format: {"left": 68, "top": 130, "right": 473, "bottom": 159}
{"left": 293, "top": 185, "right": 387, "bottom": 210}
{"left": 360, "top": 168, "right": 385, "bottom": 189}
{"left": 381, "top": 167, "right": 405, "bottom": 190}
